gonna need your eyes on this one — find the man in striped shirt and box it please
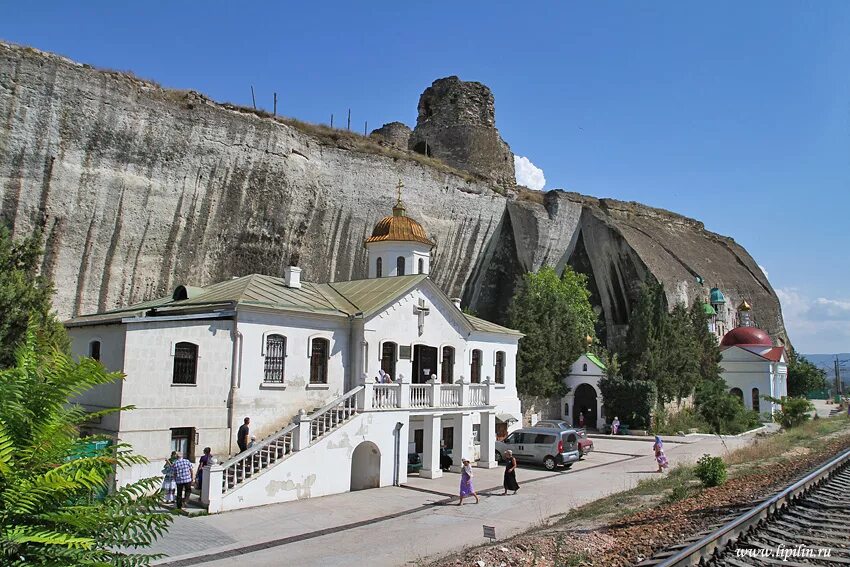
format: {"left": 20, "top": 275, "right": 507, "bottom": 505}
{"left": 172, "top": 453, "right": 194, "bottom": 509}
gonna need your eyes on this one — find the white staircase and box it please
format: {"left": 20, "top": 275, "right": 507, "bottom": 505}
{"left": 218, "top": 387, "right": 361, "bottom": 494}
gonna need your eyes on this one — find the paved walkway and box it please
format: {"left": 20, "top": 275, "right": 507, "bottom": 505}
{"left": 149, "top": 434, "right": 750, "bottom": 567}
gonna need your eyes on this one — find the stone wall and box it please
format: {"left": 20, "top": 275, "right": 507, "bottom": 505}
{"left": 369, "top": 121, "right": 411, "bottom": 150}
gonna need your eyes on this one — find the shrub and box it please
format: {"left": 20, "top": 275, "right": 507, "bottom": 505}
{"left": 695, "top": 454, "right": 727, "bottom": 487}
{"left": 599, "top": 375, "right": 657, "bottom": 429}
{"left": 767, "top": 396, "right": 814, "bottom": 428}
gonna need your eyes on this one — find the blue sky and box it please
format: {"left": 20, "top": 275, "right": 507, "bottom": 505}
{"left": 2, "top": 1, "right": 849, "bottom": 353}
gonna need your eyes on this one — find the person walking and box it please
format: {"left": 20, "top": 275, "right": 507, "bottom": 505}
{"left": 161, "top": 451, "right": 178, "bottom": 504}
{"left": 237, "top": 417, "right": 251, "bottom": 453}
{"left": 611, "top": 416, "right": 620, "bottom": 436}
{"left": 653, "top": 435, "right": 669, "bottom": 473}
{"left": 196, "top": 447, "right": 213, "bottom": 491}
{"left": 578, "top": 412, "right": 586, "bottom": 429}
{"left": 457, "top": 458, "right": 479, "bottom": 505}
{"left": 172, "top": 452, "right": 194, "bottom": 509}
{"left": 502, "top": 450, "right": 520, "bottom": 495}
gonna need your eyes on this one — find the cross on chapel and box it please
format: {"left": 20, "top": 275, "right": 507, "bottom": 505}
{"left": 414, "top": 298, "right": 430, "bottom": 336}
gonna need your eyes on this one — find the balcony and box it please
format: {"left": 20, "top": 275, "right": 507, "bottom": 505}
{"left": 360, "top": 379, "right": 496, "bottom": 411}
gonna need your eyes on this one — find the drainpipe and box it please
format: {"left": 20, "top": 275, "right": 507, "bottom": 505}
{"left": 393, "top": 421, "right": 404, "bottom": 486}
{"left": 227, "top": 317, "right": 242, "bottom": 456}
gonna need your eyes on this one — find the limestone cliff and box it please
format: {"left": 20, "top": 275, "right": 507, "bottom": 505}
{"left": 0, "top": 42, "right": 788, "bottom": 347}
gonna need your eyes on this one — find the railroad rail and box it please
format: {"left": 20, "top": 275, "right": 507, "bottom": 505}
{"left": 638, "top": 449, "right": 850, "bottom": 566}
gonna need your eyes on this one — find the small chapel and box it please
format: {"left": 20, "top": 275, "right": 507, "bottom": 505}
{"left": 66, "top": 185, "right": 523, "bottom": 513}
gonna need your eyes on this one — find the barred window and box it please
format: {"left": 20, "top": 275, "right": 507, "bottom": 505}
{"left": 495, "top": 351, "right": 505, "bottom": 384}
{"left": 470, "top": 349, "right": 482, "bottom": 383}
{"left": 310, "top": 338, "right": 329, "bottom": 384}
{"left": 173, "top": 342, "right": 198, "bottom": 385}
{"left": 264, "top": 334, "right": 286, "bottom": 383}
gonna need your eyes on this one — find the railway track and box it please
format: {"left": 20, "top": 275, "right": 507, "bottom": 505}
{"left": 637, "top": 449, "right": 850, "bottom": 566}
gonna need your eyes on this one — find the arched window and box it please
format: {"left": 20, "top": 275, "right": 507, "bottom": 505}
{"left": 264, "top": 334, "right": 286, "bottom": 383}
{"left": 470, "top": 349, "right": 482, "bottom": 383}
{"left": 89, "top": 340, "right": 101, "bottom": 362}
{"left": 418, "top": 258, "right": 424, "bottom": 274}
{"left": 381, "top": 341, "right": 397, "bottom": 378}
{"left": 376, "top": 257, "right": 383, "bottom": 278}
{"left": 173, "top": 342, "right": 198, "bottom": 385}
{"left": 752, "top": 388, "right": 760, "bottom": 414}
{"left": 441, "top": 346, "right": 455, "bottom": 383}
{"left": 582, "top": 363, "right": 587, "bottom": 372}
{"left": 310, "top": 338, "right": 330, "bottom": 384}
{"left": 495, "top": 351, "right": 506, "bottom": 384}
{"left": 730, "top": 387, "right": 744, "bottom": 404}
{"left": 396, "top": 256, "right": 405, "bottom": 276}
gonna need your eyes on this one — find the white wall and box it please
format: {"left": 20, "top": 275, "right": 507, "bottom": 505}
{"left": 235, "top": 309, "right": 350, "bottom": 442}
{"left": 721, "top": 348, "right": 786, "bottom": 416}
{"left": 218, "top": 411, "right": 408, "bottom": 512}
{"left": 366, "top": 241, "right": 431, "bottom": 278}
{"left": 68, "top": 323, "right": 127, "bottom": 434}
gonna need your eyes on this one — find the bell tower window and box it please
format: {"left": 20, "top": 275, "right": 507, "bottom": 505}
{"left": 397, "top": 256, "right": 405, "bottom": 276}
{"left": 376, "top": 257, "right": 383, "bottom": 278}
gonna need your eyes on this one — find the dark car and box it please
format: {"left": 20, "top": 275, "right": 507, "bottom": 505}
{"left": 534, "top": 420, "right": 594, "bottom": 458}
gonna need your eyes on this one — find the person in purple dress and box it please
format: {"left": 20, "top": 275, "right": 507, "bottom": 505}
{"left": 653, "top": 435, "right": 669, "bottom": 472}
{"left": 457, "top": 458, "right": 479, "bottom": 505}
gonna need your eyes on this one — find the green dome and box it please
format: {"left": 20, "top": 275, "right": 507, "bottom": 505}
{"left": 709, "top": 288, "right": 726, "bottom": 304}
{"left": 702, "top": 303, "right": 716, "bottom": 316}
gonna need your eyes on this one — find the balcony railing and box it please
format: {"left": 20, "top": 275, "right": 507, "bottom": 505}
{"left": 361, "top": 378, "right": 496, "bottom": 411}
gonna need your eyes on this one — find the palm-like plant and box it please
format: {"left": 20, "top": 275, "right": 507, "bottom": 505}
{"left": 0, "top": 326, "right": 173, "bottom": 566}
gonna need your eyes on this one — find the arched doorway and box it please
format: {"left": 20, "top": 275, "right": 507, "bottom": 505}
{"left": 573, "top": 383, "right": 597, "bottom": 429}
{"left": 351, "top": 441, "right": 381, "bottom": 491}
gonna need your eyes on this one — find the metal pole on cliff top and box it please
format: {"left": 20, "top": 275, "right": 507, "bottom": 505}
{"left": 273, "top": 93, "right": 277, "bottom": 116}
{"left": 330, "top": 114, "right": 334, "bottom": 128}
{"left": 347, "top": 108, "right": 351, "bottom": 131}
{"left": 364, "top": 121, "right": 368, "bottom": 136}
{"left": 251, "top": 86, "right": 256, "bottom": 110}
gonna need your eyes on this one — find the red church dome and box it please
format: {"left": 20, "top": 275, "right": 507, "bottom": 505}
{"left": 720, "top": 326, "right": 773, "bottom": 347}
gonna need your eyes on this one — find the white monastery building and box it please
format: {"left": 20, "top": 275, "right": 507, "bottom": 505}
{"left": 718, "top": 300, "right": 787, "bottom": 416}
{"left": 66, "top": 191, "right": 523, "bottom": 513}
{"left": 561, "top": 348, "right": 606, "bottom": 430}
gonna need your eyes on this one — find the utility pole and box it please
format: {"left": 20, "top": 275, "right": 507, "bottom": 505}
{"left": 347, "top": 108, "right": 351, "bottom": 131}
{"left": 364, "top": 121, "right": 368, "bottom": 136}
{"left": 273, "top": 92, "right": 277, "bottom": 116}
{"left": 251, "top": 86, "right": 256, "bottom": 110}
{"left": 330, "top": 114, "right": 334, "bottom": 128}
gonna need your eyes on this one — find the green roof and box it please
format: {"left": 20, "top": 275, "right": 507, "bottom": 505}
{"left": 66, "top": 273, "right": 522, "bottom": 337}
{"left": 709, "top": 288, "right": 726, "bottom": 304}
{"left": 585, "top": 352, "right": 606, "bottom": 370}
{"left": 702, "top": 302, "right": 716, "bottom": 315}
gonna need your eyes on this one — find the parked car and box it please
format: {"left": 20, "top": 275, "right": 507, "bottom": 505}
{"left": 495, "top": 427, "right": 580, "bottom": 471}
{"left": 534, "top": 420, "right": 594, "bottom": 458}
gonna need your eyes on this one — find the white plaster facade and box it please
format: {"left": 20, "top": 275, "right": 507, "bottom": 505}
{"left": 720, "top": 345, "right": 788, "bottom": 417}
{"left": 366, "top": 241, "right": 432, "bottom": 278}
{"left": 561, "top": 354, "right": 606, "bottom": 430}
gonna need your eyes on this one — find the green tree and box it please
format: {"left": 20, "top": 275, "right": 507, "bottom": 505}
{"left": 694, "top": 379, "right": 743, "bottom": 436}
{"left": 508, "top": 266, "right": 596, "bottom": 397}
{"left": 0, "top": 228, "right": 67, "bottom": 368}
{"left": 786, "top": 349, "right": 828, "bottom": 397}
{"left": 766, "top": 395, "right": 815, "bottom": 428}
{"left": 598, "top": 374, "right": 657, "bottom": 429}
{"left": 0, "top": 326, "right": 173, "bottom": 566}
{"left": 689, "top": 299, "right": 723, "bottom": 384}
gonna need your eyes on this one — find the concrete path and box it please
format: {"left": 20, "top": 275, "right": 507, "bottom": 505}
{"left": 149, "top": 434, "right": 750, "bottom": 567}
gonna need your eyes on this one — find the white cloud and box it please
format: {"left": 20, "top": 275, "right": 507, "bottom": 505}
{"left": 514, "top": 155, "right": 546, "bottom": 190}
{"left": 776, "top": 287, "right": 850, "bottom": 353}
{"left": 758, "top": 265, "right": 769, "bottom": 280}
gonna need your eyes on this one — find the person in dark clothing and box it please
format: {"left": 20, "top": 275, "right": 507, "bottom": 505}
{"left": 237, "top": 417, "right": 250, "bottom": 453}
{"left": 439, "top": 440, "right": 452, "bottom": 471}
{"left": 502, "top": 449, "right": 520, "bottom": 495}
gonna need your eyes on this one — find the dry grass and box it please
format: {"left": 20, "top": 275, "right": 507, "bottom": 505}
{"left": 725, "top": 416, "right": 850, "bottom": 469}
{"left": 515, "top": 185, "right": 546, "bottom": 204}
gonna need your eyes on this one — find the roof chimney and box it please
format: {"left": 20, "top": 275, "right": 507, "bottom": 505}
{"left": 451, "top": 297, "right": 462, "bottom": 310}
{"left": 284, "top": 266, "right": 302, "bottom": 289}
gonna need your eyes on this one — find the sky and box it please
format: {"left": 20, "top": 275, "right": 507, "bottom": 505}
{"left": 2, "top": 1, "right": 849, "bottom": 353}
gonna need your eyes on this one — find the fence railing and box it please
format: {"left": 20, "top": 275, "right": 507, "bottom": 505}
{"left": 469, "top": 384, "right": 487, "bottom": 406}
{"left": 409, "top": 384, "right": 431, "bottom": 408}
{"left": 440, "top": 384, "right": 462, "bottom": 407}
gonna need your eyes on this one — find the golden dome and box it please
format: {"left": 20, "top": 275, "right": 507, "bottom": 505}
{"left": 737, "top": 300, "right": 752, "bottom": 312}
{"left": 365, "top": 199, "right": 435, "bottom": 247}
{"left": 585, "top": 334, "right": 593, "bottom": 347}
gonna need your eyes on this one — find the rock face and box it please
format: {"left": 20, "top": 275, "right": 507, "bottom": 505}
{"left": 369, "top": 122, "right": 411, "bottom": 150}
{"left": 0, "top": 42, "right": 789, "bottom": 347}
{"left": 409, "top": 77, "right": 515, "bottom": 190}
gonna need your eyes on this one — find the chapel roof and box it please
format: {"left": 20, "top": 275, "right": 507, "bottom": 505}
{"left": 364, "top": 199, "right": 435, "bottom": 248}
{"left": 720, "top": 326, "right": 773, "bottom": 347}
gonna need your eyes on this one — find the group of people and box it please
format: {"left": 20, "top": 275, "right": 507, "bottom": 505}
{"left": 161, "top": 447, "right": 214, "bottom": 509}
{"left": 456, "top": 449, "right": 520, "bottom": 505}
{"left": 374, "top": 369, "right": 394, "bottom": 383}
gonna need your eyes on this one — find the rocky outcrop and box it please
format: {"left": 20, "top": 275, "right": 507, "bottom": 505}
{"left": 369, "top": 122, "right": 411, "bottom": 150}
{"left": 409, "top": 77, "right": 515, "bottom": 190}
{"left": 0, "top": 42, "right": 788, "bottom": 347}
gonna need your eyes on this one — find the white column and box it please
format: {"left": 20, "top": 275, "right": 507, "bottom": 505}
{"left": 459, "top": 378, "right": 469, "bottom": 407}
{"left": 420, "top": 414, "right": 443, "bottom": 479}
{"left": 477, "top": 411, "right": 497, "bottom": 469}
{"left": 565, "top": 393, "right": 575, "bottom": 426}
{"left": 359, "top": 382, "right": 374, "bottom": 411}
{"left": 398, "top": 375, "right": 410, "bottom": 408}
{"left": 449, "top": 412, "right": 473, "bottom": 473}
{"left": 293, "top": 410, "right": 312, "bottom": 451}
{"left": 596, "top": 392, "right": 605, "bottom": 430}
{"left": 429, "top": 376, "right": 441, "bottom": 407}
{"left": 204, "top": 465, "right": 224, "bottom": 513}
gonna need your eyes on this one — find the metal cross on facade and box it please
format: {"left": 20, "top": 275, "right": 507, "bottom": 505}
{"left": 414, "top": 298, "right": 430, "bottom": 336}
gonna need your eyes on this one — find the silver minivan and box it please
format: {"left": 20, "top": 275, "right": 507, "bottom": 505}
{"left": 495, "top": 427, "right": 581, "bottom": 471}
